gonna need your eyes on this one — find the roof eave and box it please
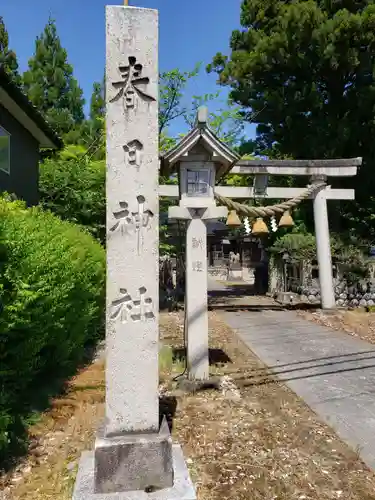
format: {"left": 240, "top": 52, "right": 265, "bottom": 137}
{"left": 161, "top": 124, "right": 239, "bottom": 178}
{"left": 0, "top": 67, "right": 63, "bottom": 150}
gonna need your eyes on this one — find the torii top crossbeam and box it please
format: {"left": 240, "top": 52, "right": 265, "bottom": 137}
{"left": 160, "top": 106, "right": 362, "bottom": 180}
{"left": 231, "top": 157, "right": 362, "bottom": 177}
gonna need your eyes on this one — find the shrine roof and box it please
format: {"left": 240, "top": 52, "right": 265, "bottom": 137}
{"left": 160, "top": 106, "right": 239, "bottom": 178}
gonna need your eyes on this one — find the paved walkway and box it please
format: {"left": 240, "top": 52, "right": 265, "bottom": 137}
{"left": 221, "top": 310, "right": 375, "bottom": 469}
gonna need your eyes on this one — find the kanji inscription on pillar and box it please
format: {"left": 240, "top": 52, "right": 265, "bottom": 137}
{"left": 110, "top": 196, "right": 154, "bottom": 255}
{"left": 110, "top": 56, "right": 156, "bottom": 108}
{"left": 124, "top": 139, "right": 143, "bottom": 167}
{"left": 192, "top": 237, "right": 203, "bottom": 250}
{"left": 191, "top": 234, "right": 205, "bottom": 272}
{"left": 111, "top": 286, "right": 155, "bottom": 323}
{"left": 192, "top": 261, "right": 203, "bottom": 272}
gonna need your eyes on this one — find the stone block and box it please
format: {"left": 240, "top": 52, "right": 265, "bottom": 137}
{"left": 275, "top": 292, "right": 299, "bottom": 305}
{"left": 73, "top": 444, "right": 196, "bottom": 500}
{"left": 94, "top": 419, "right": 173, "bottom": 494}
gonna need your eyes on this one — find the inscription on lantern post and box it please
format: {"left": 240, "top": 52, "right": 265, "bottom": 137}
{"left": 186, "top": 215, "right": 209, "bottom": 379}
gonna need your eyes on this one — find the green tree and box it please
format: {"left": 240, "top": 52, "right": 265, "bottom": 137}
{"left": 23, "top": 17, "right": 84, "bottom": 136}
{"left": 88, "top": 79, "right": 105, "bottom": 148}
{"left": 0, "top": 16, "right": 21, "bottom": 84}
{"left": 208, "top": 0, "right": 375, "bottom": 239}
{"left": 184, "top": 98, "right": 246, "bottom": 148}
{"left": 90, "top": 79, "right": 105, "bottom": 122}
{"left": 159, "top": 64, "right": 201, "bottom": 137}
{"left": 73, "top": 78, "right": 106, "bottom": 157}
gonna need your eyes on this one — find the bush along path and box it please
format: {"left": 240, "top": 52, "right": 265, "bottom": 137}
{"left": 0, "top": 197, "right": 105, "bottom": 468}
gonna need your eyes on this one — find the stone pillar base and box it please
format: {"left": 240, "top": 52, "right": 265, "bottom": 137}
{"left": 72, "top": 444, "right": 197, "bottom": 500}
{"left": 94, "top": 419, "right": 173, "bottom": 494}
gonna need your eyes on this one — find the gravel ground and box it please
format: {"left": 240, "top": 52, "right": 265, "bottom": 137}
{"left": 2, "top": 311, "right": 375, "bottom": 499}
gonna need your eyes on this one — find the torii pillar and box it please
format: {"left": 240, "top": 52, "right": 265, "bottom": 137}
{"left": 312, "top": 176, "right": 336, "bottom": 309}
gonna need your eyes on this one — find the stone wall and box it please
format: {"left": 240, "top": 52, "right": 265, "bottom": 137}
{"left": 269, "top": 256, "right": 375, "bottom": 308}
{"left": 289, "top": 279, "right": 375, "bottom": 308}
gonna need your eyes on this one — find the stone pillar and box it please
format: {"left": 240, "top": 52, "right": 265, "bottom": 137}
{"left": 169, "top": 205, "right": 227, "bottom": 382}
{"left": 105, "top": 4, "right": 159, "bottom": 440}
{"left": 95, "top": 5, "right": 174, "bottom": 494}
{"left": 268, "top": 254, "right": 278, "bottom": 295}
{"left": 313, "top": 180, "right": 336, "bottom": 309}
{"left": 72, "top": 7, "right": 197, "bottom": 499}
{"left": 186, "top": 214, "right": 209, "bottom": 380}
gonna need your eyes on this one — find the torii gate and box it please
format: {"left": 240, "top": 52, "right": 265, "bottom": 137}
{"left": 159, "top": 107, "right": 361, "bottom": 380}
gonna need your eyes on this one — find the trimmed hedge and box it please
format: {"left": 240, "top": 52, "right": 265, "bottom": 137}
{"left": 0, "top": 198, "right": 105, "bottom": 464}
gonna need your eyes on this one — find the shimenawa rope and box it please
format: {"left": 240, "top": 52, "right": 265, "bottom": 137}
{"left": 214, "top": 182, "right": 326, "bottom": 218}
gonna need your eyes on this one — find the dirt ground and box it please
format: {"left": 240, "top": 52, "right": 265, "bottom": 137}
{"left": 299, "top": 309, "right": 375, "bottom": 345}
{"left": 2, "top": 311, "right": 375, "bottom": 499}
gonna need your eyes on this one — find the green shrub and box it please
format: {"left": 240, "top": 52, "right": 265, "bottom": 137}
{"left": 39, "top": 145, "right": 106, "bottom": 244}
{"left": 0, "top": 198, "right": 105, "bottom": 465}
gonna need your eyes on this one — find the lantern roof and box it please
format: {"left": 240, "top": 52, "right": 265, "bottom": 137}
{"left": 160, "top": 106, "right": 239, "bottom": 179}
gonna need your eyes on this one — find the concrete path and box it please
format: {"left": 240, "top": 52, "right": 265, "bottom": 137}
{"left": 221, "top": 310, "right": 375, "bottom": 469}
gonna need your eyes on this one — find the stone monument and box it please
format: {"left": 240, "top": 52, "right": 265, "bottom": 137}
{"left": 72, "top": 5, "right": 196, "bottom": 499}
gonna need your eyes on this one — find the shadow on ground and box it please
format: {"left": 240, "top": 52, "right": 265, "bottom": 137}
{"left": 235, "top": 349, "right": 375, "bottom": 389}
{"left": 172, "top": 347, "right": 232, "bottom": 365}
{"left": 159, "top": 395, "right": 177, "bottom": 433}
{"left": 208, "top": 283, "right": 258, "bottom": 302}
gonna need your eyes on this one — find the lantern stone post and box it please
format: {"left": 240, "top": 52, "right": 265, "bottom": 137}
{"left": 72, "top": 6, "right": 196, "bottom": 499}
{"left": 163, "top": 107, "right": 239, "bottom": 380}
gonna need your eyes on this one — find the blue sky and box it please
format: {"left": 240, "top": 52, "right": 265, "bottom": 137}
{"left": 2, "top": 0, "right": 256, "bottom": 138}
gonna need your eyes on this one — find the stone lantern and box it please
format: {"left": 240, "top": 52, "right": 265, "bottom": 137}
{"left": 161, "top": 106, "right": 239, "bottom": 380}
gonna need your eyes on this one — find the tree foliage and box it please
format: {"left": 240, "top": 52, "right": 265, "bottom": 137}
{"left": 72, "top": 79, "right": 106, "bottom": 157}
{"left": 159, "top": 64, "right": 201, "bottom": 137}
{"left": 23, "top": 17, "right": 84, "bottom": 136}
{"left": 159, "top": 65, "right": 247, "bottom": 151}
{"left": 271, "top": 229, "right": 368, "bottom": 280}
{"left": 0, "top": 16, "right": 20, "bottom": 85}
{"left": 208, "top": 0, "right": 375, "bottom": 239}
{"left": 90, "top": 79, "right": 105, "bottom": 122}
{"left": 39, "top": 145, "right": 106, "bottom": 244}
